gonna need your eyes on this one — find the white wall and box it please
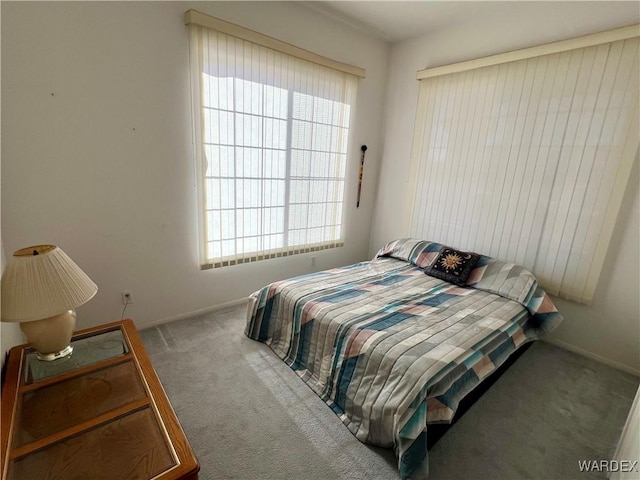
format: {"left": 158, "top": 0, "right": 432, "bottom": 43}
{"left": 0, "top": 5, "right": 26, "bottom": 362}
{"left": 1, "top": 2, "right": 389, "bottom": 335}
{"left": 371, "top": 2, "right": 640, "bottom": 373}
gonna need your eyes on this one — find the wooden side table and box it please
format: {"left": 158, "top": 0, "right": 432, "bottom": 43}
{"left": 0, "top": 319, "right": 199, "bottom": 480}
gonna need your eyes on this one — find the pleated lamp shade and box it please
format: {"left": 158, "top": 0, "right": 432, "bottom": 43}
{"left": 1, "top": 245, "right": 98, "bottom": 323}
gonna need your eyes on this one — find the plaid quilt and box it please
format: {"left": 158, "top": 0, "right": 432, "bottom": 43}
{"left": 245, "top": 239, "right": 563, "bottom": 479}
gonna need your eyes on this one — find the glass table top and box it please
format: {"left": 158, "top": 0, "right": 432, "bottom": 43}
{"left": 25, "top": 328, "right": 129, "bottom": 384}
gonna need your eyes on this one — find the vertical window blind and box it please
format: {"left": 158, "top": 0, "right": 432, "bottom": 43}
{"left": 187, "top": 14, "right": 360, "bottom": 268}
{"left": 407, "top": 32, "right": 639, "bottom": 304}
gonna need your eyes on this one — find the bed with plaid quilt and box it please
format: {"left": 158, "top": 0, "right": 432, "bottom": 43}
{"left": 245, "top": 239, "right": 563, "bottom": 479}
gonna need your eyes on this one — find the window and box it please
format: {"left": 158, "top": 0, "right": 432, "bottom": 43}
{"left": 407, "top": 30, "right": 639, "bottom": 304}
{"left": 187, "top": 15, "right": 360, "bottom": 268}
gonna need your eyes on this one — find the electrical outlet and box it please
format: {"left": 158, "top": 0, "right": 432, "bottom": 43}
{"left": 122, "top": 290, "right": 133, "bottom": 305}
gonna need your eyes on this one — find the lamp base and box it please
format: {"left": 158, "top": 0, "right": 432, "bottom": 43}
{"left": 20, "top": 310, "right": 77, "bottom": 362}
{"left": 36, "top": 345, "right": 74, "bottom": 361}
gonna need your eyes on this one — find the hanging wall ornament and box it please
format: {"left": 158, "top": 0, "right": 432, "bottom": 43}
{"left": 357, "top": 145, "right": 367, "bottom": 208}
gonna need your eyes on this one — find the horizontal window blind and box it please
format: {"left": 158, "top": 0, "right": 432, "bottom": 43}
{"left": 188, "top": 20, "right": 358, "bottom": 268}
{"left": 407, "top": 35, "right": 639, "bottom": 304}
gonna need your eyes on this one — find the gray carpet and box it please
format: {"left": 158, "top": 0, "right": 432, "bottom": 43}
{"left": 140, "top": 306, "right": 639, "bottom": 480}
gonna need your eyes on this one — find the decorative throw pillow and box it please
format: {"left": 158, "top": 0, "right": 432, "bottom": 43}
{"left": 425, "top": 247, "right": 480, "bottom": 286}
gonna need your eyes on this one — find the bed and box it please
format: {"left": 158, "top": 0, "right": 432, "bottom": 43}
{"left": 245, "top": 238, "right": 563, "bottom": 479}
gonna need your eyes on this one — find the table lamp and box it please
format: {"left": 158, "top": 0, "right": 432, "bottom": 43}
{"left": 1, "top": 245, "right": 98, "bottom": 361}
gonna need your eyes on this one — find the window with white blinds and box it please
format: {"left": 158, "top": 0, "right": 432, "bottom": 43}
{"left": 187, "top": 16, "right": 359, "bottom": 268}
{"left": 407, "top": 32, "right": 639, "bottom": 304}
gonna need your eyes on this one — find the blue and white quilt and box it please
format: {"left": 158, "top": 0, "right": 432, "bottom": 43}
{"left": 245, "top": 239, "right": 563, "bottom": 479}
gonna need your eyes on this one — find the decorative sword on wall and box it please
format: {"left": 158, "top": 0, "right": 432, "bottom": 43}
{"left": 357, "top": 145, "right": 367, "bottom": 208}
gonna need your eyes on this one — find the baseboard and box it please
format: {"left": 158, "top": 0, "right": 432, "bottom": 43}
{"left": 143, "top": 297, "right": 250, "bottom": 329}
{"left": 542, "top": 337, "right": 640, "bottom": 377}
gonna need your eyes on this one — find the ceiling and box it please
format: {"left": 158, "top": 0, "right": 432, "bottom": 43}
{"left": 309, "top": 1, "right": 640, "bottom": 43}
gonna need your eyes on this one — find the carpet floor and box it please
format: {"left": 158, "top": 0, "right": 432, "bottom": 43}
{"left": 140, "top": 305, "right": 638, "bottom": 480}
